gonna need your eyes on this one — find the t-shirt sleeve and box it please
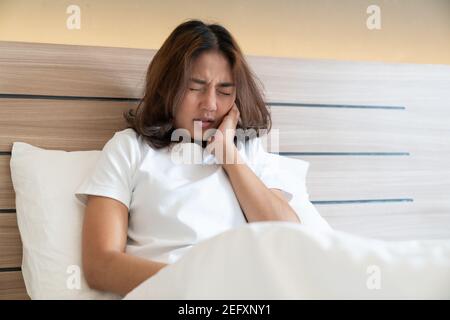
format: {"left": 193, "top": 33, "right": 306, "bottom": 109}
{"left": 74, "top": 130, "right": 140, "bottom": 210}
{"left": 246, "top": 137, "right": 294, "bottom": 202}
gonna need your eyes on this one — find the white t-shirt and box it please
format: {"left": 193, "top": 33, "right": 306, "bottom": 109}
{"left": 75, "top": 128, "right": 293, "bottom": 264}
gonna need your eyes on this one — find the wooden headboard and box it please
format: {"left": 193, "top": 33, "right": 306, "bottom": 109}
{"left": 1, "top": 41, "right": 449, "bottom": 299}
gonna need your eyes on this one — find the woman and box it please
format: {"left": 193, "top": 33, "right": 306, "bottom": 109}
{"left": 75, "top": 19, "right": 299, "bottom": 297}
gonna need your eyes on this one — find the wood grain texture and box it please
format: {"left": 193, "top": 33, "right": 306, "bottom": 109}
{"left": 0, "top": 271, "right": 29, "bottom": 300}
{"left": 1, "top": 42, "right": 449, "bottom": 104}
{"left": 248, "top": 55, "right": 450, "bottom": 105}
{"left": 0, "top": 214, "right": 22, "bottom": 268}
{"left": 324, "top": 212, "right": 450, "bottom": 241}
{"left": 1, "top": 41, "right": 449, "bottom": 299}
{"left": 0, "top": 41, "right": 151, "bottom": 98}
{"left": 0, "top": 156, "right": 15, "bottom": 209}
{"left": 0, "top": 99, "right": 138, "bottom": 152}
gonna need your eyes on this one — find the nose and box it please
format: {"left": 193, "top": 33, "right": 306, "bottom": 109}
{"left": 200, "top": 87, "right": 217, "bottom": 113}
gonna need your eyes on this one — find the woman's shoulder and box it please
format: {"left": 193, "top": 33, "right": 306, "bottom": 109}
{"left": 110, "top": 128, "right": 155, "bottom": 153}
{"left": 113, "top": 127, "right": 138, "bottom": 140}
{"left": 98, "top": 128, "right": 141, "bottom": 165}
{"left": 106, "top": 128, "right": 141, "bottom": 151}
{"left": 103, "top": 128, "right": 158, "bottom": 164}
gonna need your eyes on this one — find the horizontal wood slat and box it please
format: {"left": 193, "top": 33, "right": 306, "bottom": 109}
{"left": 2, "top": 41, "right": 449, "bottom": 105}
{"left": 0, "top": 41, "right": 151, "bottom": 99}
{"left": 249, "top": 56, "right": 450, "bottom": 105}
{"left": 0, "top": 214, "right": 22, "bottom": 268}
{"left": 0, "top": 99, "right": 138, "bottom": 152}
{"left": 305, "top": 159, "right": 450, "bottom": 202}
{"left": 272, "top": 106, "right": 450, "bottom": 154}
{"left": 325, "top": 212, "right": 450, "bottom": 241}
{"left": 1, "top": 100, "right": 448, "bottom": 154}
{"left": 0, "top": 156, "right": 14, "bottom": 209}
{"left": 0, "top": 271, "right": 29, "bottom": 300}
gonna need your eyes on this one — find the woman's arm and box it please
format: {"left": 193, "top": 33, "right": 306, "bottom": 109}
{"left": 222, "top": 148, "right": 300, "bottom": 223}
{"left": 207, "top": 103, "right": 300, "bottom": 224}
{"left": 82, "top": 195, "right": 167, "bottom": 297}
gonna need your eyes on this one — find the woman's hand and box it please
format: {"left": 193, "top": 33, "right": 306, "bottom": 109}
{"left": 206, "top": 102, "right": 241, "bottom": 165}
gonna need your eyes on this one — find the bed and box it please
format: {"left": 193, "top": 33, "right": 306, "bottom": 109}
{"left": 1, "top": 41, "right": 449, "bottom": 299}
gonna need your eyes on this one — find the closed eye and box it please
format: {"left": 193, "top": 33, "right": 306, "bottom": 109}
{"left": 190, "top": 88, "right": 231, "bottom": 96}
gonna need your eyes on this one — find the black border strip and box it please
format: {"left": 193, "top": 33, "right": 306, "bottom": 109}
{"left": 0, "top": 209, "right": 16, "bottom": 214}
{"left": 0, "top": 267, "right": 21, "bottom": 273}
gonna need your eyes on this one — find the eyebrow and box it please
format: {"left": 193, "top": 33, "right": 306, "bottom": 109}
{"left": 189, "top": 77, "right": 235, "bottom": 88}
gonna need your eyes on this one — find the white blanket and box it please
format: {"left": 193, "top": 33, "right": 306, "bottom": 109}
{"left": 124, "top": 222, "right": 450, "bottom": 299}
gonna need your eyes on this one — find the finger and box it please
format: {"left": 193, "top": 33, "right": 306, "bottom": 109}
{"left": 237, "top": 115, "right": 242, "bottom": 126}
{"left": 231, "top": 103, "right": 240, "bottom": 118}
{"left": 227, "top": 102, "right": 237, "bottom": 112}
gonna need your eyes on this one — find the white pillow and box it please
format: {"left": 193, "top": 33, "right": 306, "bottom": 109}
{"left": 9, "top": 142, "right": 120, "bottom": 300}
{"left": 9, "top": 141, "right": 330, "bottom": 299}
{"left": 269, "top": 154, "right": 332, "bottom": 231}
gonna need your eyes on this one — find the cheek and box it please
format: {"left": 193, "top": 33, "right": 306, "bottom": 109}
{"left": 174, "top": 95, "right": 197, "bottom": 128}
{"left": 217, "top": 95, "right": 235, "bottom": 114}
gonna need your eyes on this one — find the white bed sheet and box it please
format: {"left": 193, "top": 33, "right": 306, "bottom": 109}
{"left": 124, "top": 222, "right": 450, "bottom": 300}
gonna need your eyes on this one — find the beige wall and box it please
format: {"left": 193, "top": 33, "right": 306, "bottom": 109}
{"left": 0, "top": 0, "right": 449, "bottom": 65}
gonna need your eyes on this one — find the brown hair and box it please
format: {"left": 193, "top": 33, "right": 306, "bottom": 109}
{"left": 124, "top": 19, "right": 272, "bottom": 149}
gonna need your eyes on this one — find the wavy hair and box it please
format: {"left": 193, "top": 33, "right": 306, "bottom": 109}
{"left": 124, "top": 19, "right": 272, "bottom": 149}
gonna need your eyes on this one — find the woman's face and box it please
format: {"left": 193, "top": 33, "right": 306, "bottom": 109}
{"left": 174, "top": 50, "right": 236, "bottom": 141}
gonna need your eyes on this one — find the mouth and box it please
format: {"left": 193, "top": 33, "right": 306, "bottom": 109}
{"left": 193, "top": 118, "right": 215, "bottom": 129}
